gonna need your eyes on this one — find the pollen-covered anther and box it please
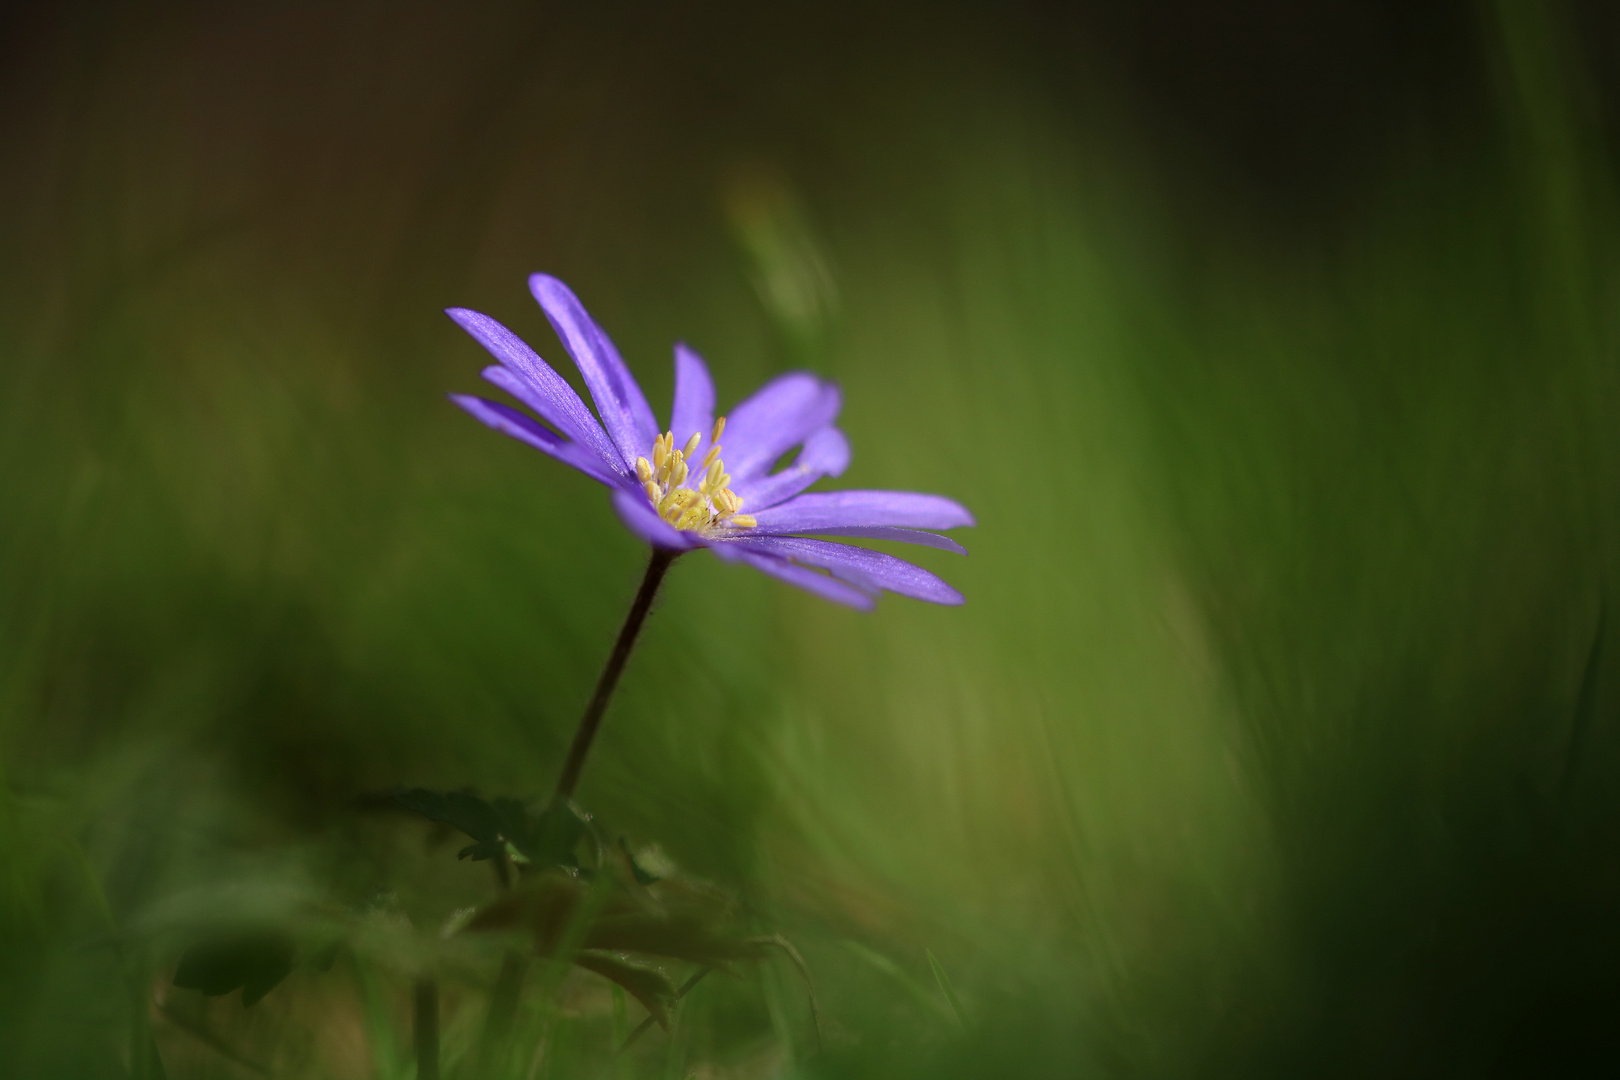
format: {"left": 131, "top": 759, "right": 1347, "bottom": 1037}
{"left": 640, "top": 414, "right": 755, "bottom": 531}
{"left": 657, "top": 486, "right": 688, "bottom": 518}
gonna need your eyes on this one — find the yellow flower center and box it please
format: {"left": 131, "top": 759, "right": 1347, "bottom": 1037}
{"left": 635, "top": 416, "right": 757, "bottom": 532}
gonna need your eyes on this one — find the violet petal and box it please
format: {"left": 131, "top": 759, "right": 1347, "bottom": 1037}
{"left": 611, "top": 490, "right": 699, "bottom": 551}
{"left": 477, "top": 366, "right": 635, "bottom": 488}
{"left": 721, "top": 373, "right": 842, "bottom": 480}
{"left": 448, "top": 308, "right": 625, "bottom": 477}
{"left": 449, "top": 395, "right": 622, "bottom": 486}
{"left": 750, "top": 525, "right": 968, "bottom": 555}
{"left": 731, "top": 426, "right": 851, "bottom": 511}
{"left": 749, "top": 490, "right": 976, "bottom": 533}
{"left": 670, "top": 343, "right": 716, "bottom": 453}
{"left": 724, "top": 536, "right": 964, "bottom": 605}
{"left": 710, "top": 543, "right": 876, "bottom": 610}
{"left": 529, "top": 275, "right": 661, "bottom": 467}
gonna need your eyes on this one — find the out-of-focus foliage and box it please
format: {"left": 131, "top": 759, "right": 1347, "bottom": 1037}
{"left": 3, "top": 0, "right": 1620, "bottom": 1076}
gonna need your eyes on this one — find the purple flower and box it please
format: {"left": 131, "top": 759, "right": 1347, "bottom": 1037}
{"left": 448, "top": 275, "right": 972, "bottom": 610}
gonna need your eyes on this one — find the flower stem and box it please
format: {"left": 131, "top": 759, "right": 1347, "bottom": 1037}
{"left": 554, "top": 548, "right": 676, "bottom": 800}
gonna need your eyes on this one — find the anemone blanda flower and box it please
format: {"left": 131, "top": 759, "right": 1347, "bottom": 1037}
{"left": 448, "top": 275, "right": 972, "bottom": 610}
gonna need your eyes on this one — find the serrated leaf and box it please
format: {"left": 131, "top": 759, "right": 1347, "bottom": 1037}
{"left": 525, "top": 798, "right": 587, "bottom": 867}
{"left": 457, "top": 840, "right": 500, "bottom": 861}
{"left": 574, "top": 950, "right": 678, "bottom": 1029}
{"left": 388, "top": 788, "right": 585, "bottom": 870}
{"left": 390, "top": 788, "right": 506, "bottom": 859}
{"left": 173, "top": 929, "right": 295, "bottom": 1007}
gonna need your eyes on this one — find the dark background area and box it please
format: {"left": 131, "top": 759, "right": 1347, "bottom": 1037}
{"left": 2, "top": 1, "right": 1619, "bottom": 1077}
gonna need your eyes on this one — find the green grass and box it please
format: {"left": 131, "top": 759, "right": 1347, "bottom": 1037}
{"left": 2, "top": 1, "right": 1619, "bottom": 1076}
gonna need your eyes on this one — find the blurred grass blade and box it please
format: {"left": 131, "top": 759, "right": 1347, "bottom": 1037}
{"left": 574, "top": 950, "right": 677, "bottom": 1030}
{"left": 747, "top": 934, "right": 822, "bottom": 1054}
{"left": 610, "top": 982, "right": 628, "bottom": 1068}
{"left": 926, "top": 949, "right": 968, "bottom": 1029}
{"left": 844, "top": 941, "right": 958, "bottom": 1027}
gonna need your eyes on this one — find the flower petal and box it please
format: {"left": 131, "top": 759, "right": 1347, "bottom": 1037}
{"left": 752, "top": 525, "right": 967, "bottom": 554}
{"left": 709, "top": 542, "right": 876, "bottom": 610}
{"left": 447, "top": 308, "right": 626, "bottom": 478}
{"left": 449, "top": 395, "right": 622, "bottom": 485}
{"left": 611, "top": 490, "right": 699, "bottom": 551}
{"left": 669, "top": 343, "right": 716, "bottom": 452}
{"left": 724, "top": 536, "right": 963, "bottom": 605}
{"left": 721, "top": 373, "right": 842, "bottom": 480}
{"left": 749, "top": 490, "right": 975, "bottom": 533}
{"left": 529, "top": 275, "right": 660, "bottom": 467}
{"left": 476, "top": 366, "right": 635, "bottom": 487}
{"left": 730, "top": 426, "right": 851, "bottom": 511}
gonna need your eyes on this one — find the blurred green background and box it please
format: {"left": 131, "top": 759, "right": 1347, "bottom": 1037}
{"left": 4, "top": 1, "right": 1620, "bottom": 1076}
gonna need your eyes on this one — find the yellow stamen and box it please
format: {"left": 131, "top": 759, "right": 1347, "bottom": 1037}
{"left": 638, "top": 418, "right": 751, "bottom": 535}
{"left": 730, "top": 514, "right": 757, "bottom": 528}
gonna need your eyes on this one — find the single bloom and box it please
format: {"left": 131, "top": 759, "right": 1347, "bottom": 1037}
{"left": 448, "top": 274, "right": 973, "bottom": 610}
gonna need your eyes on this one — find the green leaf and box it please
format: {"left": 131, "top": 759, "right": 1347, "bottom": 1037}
{"left": 172, "top": 929, "right": 296, "bottom": 1007}
{"left": 574, "top": 950, "right": 678, "bottom": 1030}
{"left": 387, "top": 788, "right": 586, "bottom": 870}
{"left": 389, "top": 787, "right": 510, "bottom": 861}
{"left": 526, "top": 798, "right": 588, "bottom": 868}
